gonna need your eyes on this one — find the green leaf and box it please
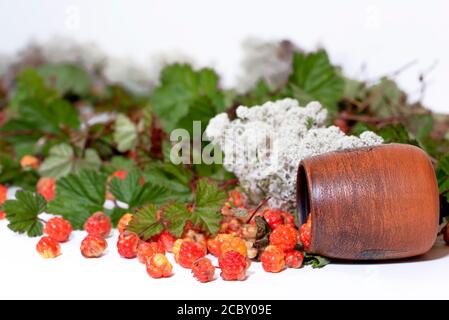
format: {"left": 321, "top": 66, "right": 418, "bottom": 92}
{"left": 303, "top": 253, "right": 330, "bottom": 268}
{"left": 127, "top": 204, "right": 164, "bottom": 240}
{"left": 2, "top": 191, "right": 46, "bottom": 237}
{"left": 38, "top": 63, "right": 92, "bottom": 97}
{"left": 437, "top": 153, "right": 449, "bottom": 193}
{"left": 376, "top": 124, "right": 411, "bottom": 144}
{"left": 39, "top": 144, "right": 101, "bottom": 179}
{"left": 109, "top": 169, "right": 172, "bottom": 209}
{"left": 151, "top": 64, "right": 226, "bottom": 132}
{"left": 113, "top": 114, "right": 137, "bottom": 152}
{"left": 189, "top": 178, "right": 227, "bottom": 235}
{"left": 286, "top": 50, "right": 344, "bottom": 112}
{"left": 163, "top": 202, "right": 191, "bottom": 237}
{"left": 47, "top": 170, "right": 107, "bottom": 229}
{"left": 0, "top": 155, "right": 39, "bottom": 190}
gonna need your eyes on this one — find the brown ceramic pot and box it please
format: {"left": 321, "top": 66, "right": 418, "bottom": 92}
{"left": 296, "top": 143, "right": 439, "bottom": 260}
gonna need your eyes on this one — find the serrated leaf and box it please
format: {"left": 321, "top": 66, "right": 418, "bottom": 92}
{"left": 127, "top": 204, "right": 164, "bottom": 240}
{"left": 47, "top": 170, "right": 107, "bottom": 229}
{"left": 38, "top": 63, "right": 92, "bottom": 97}
{"left": 286, "top": 50, "right": 344, "bottom": 112}
{"left": 2, "top": 190, "right": 46, "bottom": 237}
{"left": 109, "top": 169, "right": 172, "bottom": 209}
{"left": 39, "top": 144, "right": 101, "bottom": 179}
{"left": 113, "top": 114, "right": 137, "bottom": 152}
{"left": 163, "top": 202, "right": 191, "bottom": 237}
{"left": 189, "top": 178, "right": 227, "bottom": 235}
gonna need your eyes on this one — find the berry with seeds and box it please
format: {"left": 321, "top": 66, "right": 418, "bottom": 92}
{"left": 20, "top": 155, "right": 40, "bottom": 170}
{"left": 0, "top": 184, "right": 7, "bottom": 219}
{"left": 263, "top": 209, "right": 283, "bottom": 230}
{"left": 37, "top": 177, "right": 56, "bottom": 202}
{"left": 300, "top": 215, "right": 312, "bottom": 251}
{"left": 206, "top": 234, "right": 233, "bottom": 257}
{"left": 191, "top": 258, "right": 215, "bottom": 283}
{"left": 220, "top": 236, "right": 247, "bottom": 257}
{"left": 260, "top": 245, "right": 285, "bottom": 273}
{"left": 218, "top": 250, "right": 250, "bottom": 281}
{"left": 146, "top": 254, "right": 173, "bottom": 279}
{"left": 281, "top": 212, "right": 296, "bottom": 227}
{"left": 36, "top": 236, "right": 61, "bottom": 259}
{"left": 44, "top": 217, "right": 72, "bottom": 243}
{"left": 269, "top": 224, "right": 299, "bottom": 252}
{"left": 117, "top": 232, "right": 139, "bottom": 258}
{"left": 175, "top": 239, "right": 206, "bottom": 269}
{"left": 157, "top": 230, "right": 176, "bottom": 252}
{"left": 80, "top": 235, "right": 108, "bottom": 258}
{"left": 285, "top": 250, "right": 304, "bottom": 269}
{"left": 117, "top": 213, "right": 133, "bottom": 234}
{"left": 84, "top": 212, "right": 112, "bottom": 238}
{"left": 137, "top": 241, "right": 165, "bottom": 264}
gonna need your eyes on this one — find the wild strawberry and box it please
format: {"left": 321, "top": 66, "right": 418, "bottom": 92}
{"left": 220, "top": 236, "right": 247, "bottom": 257}
{"left": 260, "top": 245, "right": 285, "bottom": 273}
{"left": 263, "top": 209, "right": 283, "bottom": 230}
{"left": 300, "top": 215, "right": 312, "bottom": 251}
{"left": 80, "top": 235, "right": 108, "bottom": 258}
{"left": 44, "top": 217, "right": 72, "bottom": 243}
{"left": 36, "top": 236, "right": 61, "bottom": 259}
{"left": 146, "top": 254, "right": 173, "bottom": 279}
{"left": 285, "top": 250, "right": 304, "bottom": 269}
{"left": 84, "top": 212, "right": 112, "bottom": 238}
{"left": 269, "top": 224, "right": 299, "bottom": 252}
{"left": 137, "top": 241, "right": 165, "bottom": 264}
{"left": 0, "top": 184, "right": 7, "bottom": 219}
{"left": 117, "top": 232, "right": 139, "bottom": 258}
{"left": 117, "top": 213, "right": 133, "bottom": 234}
{"left": 175, "top": 239, "right": 206, "bottom": 269}
{"left": 20, "top": 155, "right": 40, "bottom": 170}
{"left": 206, "top": 234, "right": 233, "bottom": 257}
{"left": 218, "top": 250, "right": 250, "bottom": 281}
{"left": 157, "top": 230, "right": 176, "bottom": 252}
{"left": 191, "top": 257, "right": 215, "bottom": 283}
{"left": 37, "top": 177, "right": 56, "bottom": 202}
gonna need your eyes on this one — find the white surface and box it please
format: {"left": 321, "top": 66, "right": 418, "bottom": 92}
{"left": 0, "top": 0, "right": 448, "bottom": 113}
{"left": 0, "top": 217, "right": 448, "bottom": 300}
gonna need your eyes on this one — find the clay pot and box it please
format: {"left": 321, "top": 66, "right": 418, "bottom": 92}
{"left": 296, "top": 143, "right": 439, "bottom": 260}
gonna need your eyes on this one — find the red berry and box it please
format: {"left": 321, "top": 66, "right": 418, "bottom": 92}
{"left": 44, "top": 217, "right": 72, "bottom": 243}
{"left": 0, "top": 184, "right": 7, "bottom": 220}
{"left": 260, "top": 245, "right": 285, "bottom": 273}
{"left": 37, "top": 177, "right": 56, "bottom": 202}
{"left": 146, "top": 254, "right": 173, "bottom": 279}
{"left": 269, "top": 224, "right": 299, "bottom": 252}
{"left": 20, "top": 155, "right": 40, "bottom": 170}
{"left": 175, "top": 240, "right": 206, "bottom": 269}
{"left": 137, "top": 241, "right": 165, "bottom": 264}
{"left": 117, "top": 213, "right": 133, "bottom": 234}
{"left": 281, "top": 212, "right": 296, "bottom": 226}
{"left": 191, "top": 258, "right": 215, "bottom": 283}
{"left": 206, "top": 234, "right": 233, "bottom": 257}
{"left": 36, "top": 236, "right": 61, "bottom": 259}
{"left": 157, "top": 230, "right": 176, "bottom": 252}
{"left": 117, "top": 232, "right": 139, "bottom": 258}
{"left": 84, "top": 212, "right": 112, "bottom": 238}
{"left": 300, "top": 215, "right": 312, "bottom": 251}
{"left": 220, "top": 236, "right": 247, "bottom": 257}
{"left": 218, "top": 250, "right": 250, "bottom": 281}
{"left": 285, "top": 250, "right": 304, "bottom": 269}
{"left": 263, "top": 209, "right": 284, "bottom": 230}
{"left": 80, "top": 235, "right": 108, "bottom": 258}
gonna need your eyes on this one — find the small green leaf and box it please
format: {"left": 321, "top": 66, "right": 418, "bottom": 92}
{"left": 189, "top": 178, "right": 227, "bottom": 235}
{"left": 47, "top": 170, "right": 107, "bottom": 229}
{"left": 38, "top": 63, "right": 92, "bottom": 97}
{"left": 127, "top": 204, "right": 164, "bottom": 240}
{"left": 113, "top": 114, "right": 137, "bottom": 152}
{"left": 163, "top": 202, "right": 191, "bottom": 237}
{"left": 304, "top": 253, "right": 330, "bottom": 268}
{"left": 2, "top": 191, "right": 46, "bottom": 237}
{"left": 286, "top": 50, "right": 344, "bottom": 112}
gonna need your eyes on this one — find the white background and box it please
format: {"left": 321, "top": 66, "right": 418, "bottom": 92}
{"left": 1, "top": 0, "right": 449, "bottom": 300}
{"left": 0, "top": 0, "right": 448, "bottom": 112}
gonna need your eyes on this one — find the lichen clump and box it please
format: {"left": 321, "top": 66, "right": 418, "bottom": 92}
{"left": 205, "top": 98, "right": 383, "bottom": 211}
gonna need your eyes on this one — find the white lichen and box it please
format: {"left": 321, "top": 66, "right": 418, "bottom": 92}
{"left": 205, "top": 98, "right": 383, "bottom": 211}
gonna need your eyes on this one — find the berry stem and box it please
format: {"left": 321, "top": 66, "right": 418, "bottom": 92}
{"left": 245, "top": 197, "right": 271, "bottom": 223}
